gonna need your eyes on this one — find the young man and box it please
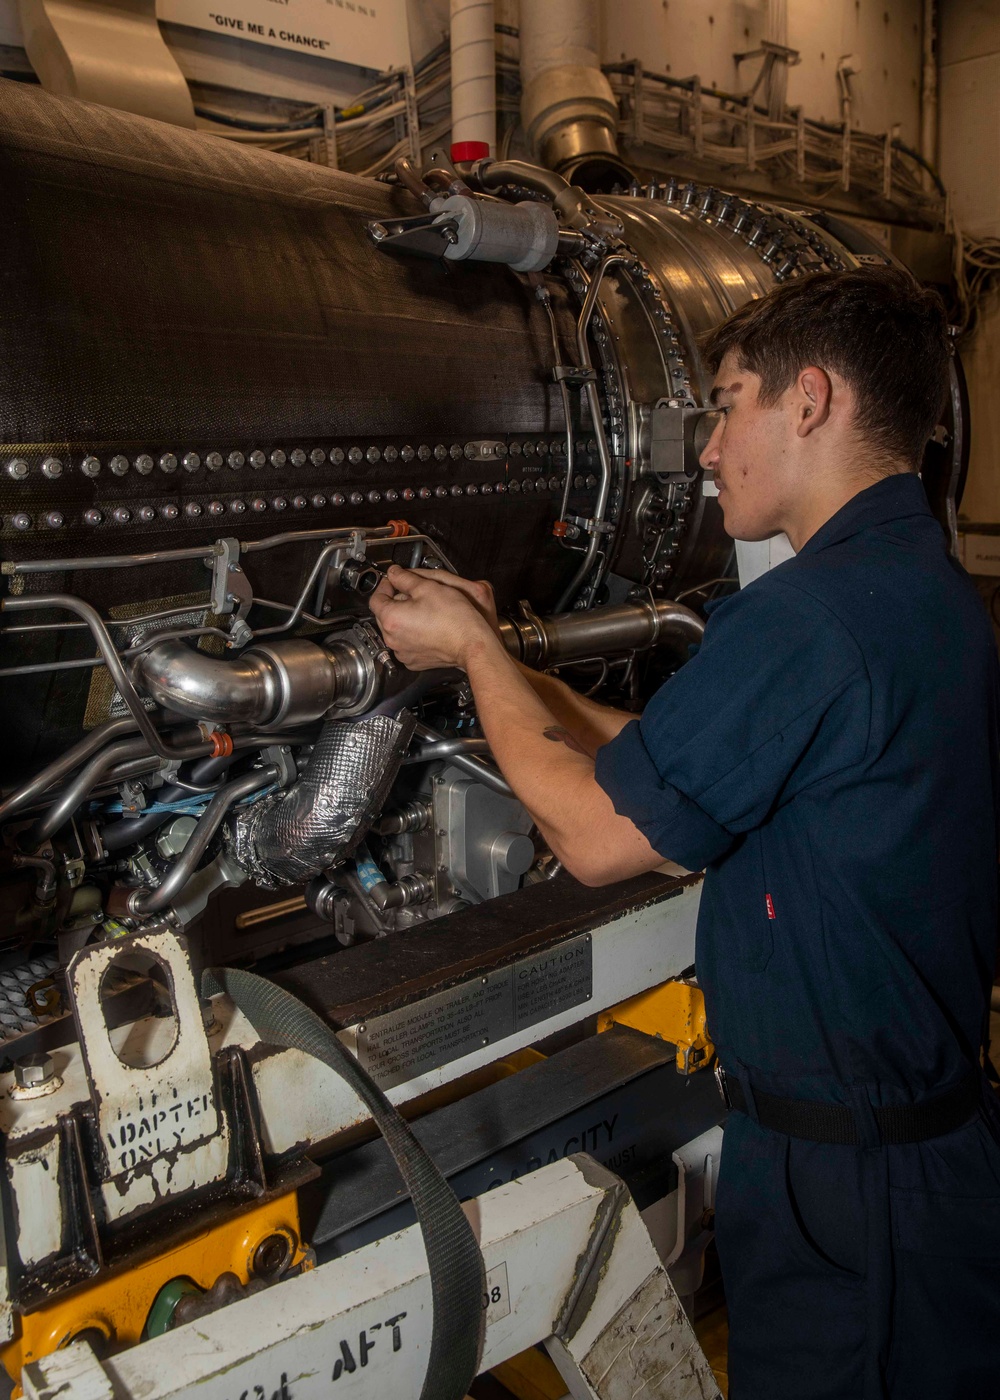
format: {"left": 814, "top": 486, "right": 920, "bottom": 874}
{"left": 368, "top": 267, "right": 1000, "bottom": 1400}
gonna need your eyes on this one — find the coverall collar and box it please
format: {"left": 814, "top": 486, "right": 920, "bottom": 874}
{"left": 798, "top": 471, "right": 932, "bottom": 558}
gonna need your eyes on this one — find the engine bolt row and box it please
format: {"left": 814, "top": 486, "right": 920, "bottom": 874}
{"left": 4, "top": 440, "right": 575, "bottom": 482}
{"left": 6, "top": 474, "right": 582, "bottom": 531}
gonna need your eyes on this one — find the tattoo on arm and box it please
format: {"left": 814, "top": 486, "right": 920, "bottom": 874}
{"left": 542, "top": 725, "right": 589, "bottom": 757}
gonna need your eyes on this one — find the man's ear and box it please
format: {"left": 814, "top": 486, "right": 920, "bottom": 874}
{"left": 796, "top": 366, "right": 833, "bottom": 437}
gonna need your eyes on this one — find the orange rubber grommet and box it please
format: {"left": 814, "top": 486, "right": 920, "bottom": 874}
{"left": 552, "top": 520, "right": 569, "bottom": 539}
{"left": 208, "top": 730, "right": 234, "bottom": 758}
{"left": 387, "top": 519, "right": 410, "bottom": 537}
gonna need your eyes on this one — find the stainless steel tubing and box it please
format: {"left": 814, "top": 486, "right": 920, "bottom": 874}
{"left": 477, "top": 158, "right": 571, "bottom": 205}
{"left": 31, "top": 727, "right": 208, "bottom": 844}
{"left": 240, "top": 525, "right": 399, "bottom": 554}
{"left": 1, "top": 595, "right": 170, "bottom": 757}
{"left": 538, "top": 290, "right": 576, "bottom": 526}
{"left": 130, "top": 764, "right": 279, "bottom": 915}
{"left": 0, "top": 716, "right": 138, "bottom": 823}
{"left": 2, "top": 544, "right": 219, "bottom": 575}
{"left": 500, "top": 597, "right": 705, "bottom": 668}
{"left": 2, "top": 525, "right": 401, "bottom": 576}
{"left": 403, "top": 736, "right": 493, "bottom": 763}
{"left": 434, "top": 747, "right": 512, "bottom": 795}
{"left": 99, "top": 730, "right": 318, "bottom": 851}
{"left": 252, "top": 540, "right": 343, "bottom": 639}
{"left": 555, "top": 254, "right": 629, "bottom": 611}
{"left": 413, "top": 722, "right": 512, "bottom": 796}
{"left": 0, "top": 626, "right": 232, "bottom": 680}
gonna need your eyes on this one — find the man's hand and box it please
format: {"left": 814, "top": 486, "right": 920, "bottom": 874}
{"left": 369, "top": 565, "right": 502, "bottom": 671}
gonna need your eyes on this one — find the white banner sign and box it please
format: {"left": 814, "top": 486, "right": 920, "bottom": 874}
{"left": 156, "top": 0, "right": 410, "bottom": 71}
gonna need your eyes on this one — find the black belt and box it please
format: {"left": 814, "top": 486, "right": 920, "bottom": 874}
{"left": 717, "top": 1066, "right": 980, "bottom": 1147}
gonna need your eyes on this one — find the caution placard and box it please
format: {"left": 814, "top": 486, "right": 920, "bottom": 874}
{"left": 157, "top": 0, "right": 409, "bottom": 71}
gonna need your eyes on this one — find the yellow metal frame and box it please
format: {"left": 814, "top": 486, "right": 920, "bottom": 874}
{"left": 1, "top": 1190, "right": 309, "bottom": 1384}
{"left": 598, "top": 978, "right": 714, "bottom": 1074}
{"left": 493, "top": 1346, "right": 569, "bottom": 1400}
{"left": 1, "top": 1048, "right": 547, "bottom": 1388}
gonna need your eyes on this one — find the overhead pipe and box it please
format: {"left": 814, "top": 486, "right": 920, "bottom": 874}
{"left": 17, "top": 0, "right": 195, "bottom": 128}
{"left": 518, "top": 0, "right": 630, "bottom": 190}
{"left": 450, "top": 0, "right": 496, "bottom": 156}
{"left": 920, "top": 0, "right": 939, "bottom": 193}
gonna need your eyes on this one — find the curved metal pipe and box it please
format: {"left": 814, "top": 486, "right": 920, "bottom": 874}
{"left": 252, "top": 539, "right": 342, "bottom": 639}
{"left": 403, "top": 737, "right": 492, "bottom": 763}
{"left": 130, "top": 764, "right": 279, "bottom": 916}
{"left": 101, "top": 751, "right": 240, "bottom": 853}
{"left": 0, "top": 716, "right": 138, "bottom": 823}
{"left": 136, "top": 641, "right": 279, "bottom": 725}
{"left": 394, "top": 154, "right": 435, "bottom": 208}
{"left": 134, "top": 636, "right": 361, "bottom": 728}
{"left": 99, "top": 732, "right": 317, "bottom": 852}
{"left": 413, "top": 722, "right": 512, "bottom": 796}
{"left": 499, "top": 597, "right": 704, "bottom": 669}
{"left": 1, "top": 595, "right": 170, "bottom": 757}
{"left": 476, "top": 158, "right": 571, "bottom": 204}
{"left": 30, "top": 727, "right": 207, "bottom": 845}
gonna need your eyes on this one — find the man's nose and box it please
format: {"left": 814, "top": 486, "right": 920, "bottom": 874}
{"left": 699, "top": 418, "right": 723, "bottom": 471}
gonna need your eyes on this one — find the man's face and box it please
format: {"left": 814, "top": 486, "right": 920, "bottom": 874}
{"left": 699, "top": 352, "right": 794, "bottom": 542}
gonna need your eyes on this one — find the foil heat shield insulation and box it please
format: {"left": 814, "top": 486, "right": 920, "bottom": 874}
{"left": 229, "top": 711, "right": 415, "bottom": 889}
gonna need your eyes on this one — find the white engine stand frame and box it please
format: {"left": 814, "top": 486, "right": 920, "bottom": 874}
{"left": 21, "top": 1156, "right": 722, "bottom": 1400}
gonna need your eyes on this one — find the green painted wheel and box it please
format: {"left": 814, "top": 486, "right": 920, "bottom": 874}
{"left": 145, "top": 1277, "right": 202, "bottom": 1338}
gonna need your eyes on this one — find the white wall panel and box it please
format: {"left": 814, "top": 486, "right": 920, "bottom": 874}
{"left": 156, "top": 0, "right": 409, "bottom": 69}
{"left": 940, "top": 48, "right": 1000, "bottom": 238}
{"left": 600, "top": 0, "right": 921, "bottom": 145}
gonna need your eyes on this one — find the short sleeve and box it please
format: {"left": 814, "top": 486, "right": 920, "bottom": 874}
{"left": 595, "top": 576, "right": 869, "bottom": 865}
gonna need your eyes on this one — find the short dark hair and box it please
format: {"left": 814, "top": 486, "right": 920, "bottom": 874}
{"left": 701, "top": 266, "right": 951, "bottom": 466}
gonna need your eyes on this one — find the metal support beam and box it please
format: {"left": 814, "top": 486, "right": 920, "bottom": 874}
{"left": 21, "top": 1157, "right": 721, "bottom": 1400}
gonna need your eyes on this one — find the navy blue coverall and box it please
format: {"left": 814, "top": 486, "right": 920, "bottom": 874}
{"left": 596, "top": 473, "right": 1000, "bottom": 1399}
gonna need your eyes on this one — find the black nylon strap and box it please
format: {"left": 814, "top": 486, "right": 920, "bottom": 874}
{"left": 203, "top": 966, "right": 486, "bottom": 1400}
{"left": 722, "top": 1070, "right": 980, "bottom": 1146}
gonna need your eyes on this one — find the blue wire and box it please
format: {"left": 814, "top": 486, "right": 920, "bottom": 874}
{"left": 355, "top": 843, "right": 385, "bottom": 893}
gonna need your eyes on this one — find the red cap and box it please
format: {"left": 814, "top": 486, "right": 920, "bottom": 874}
{"left": 450, "top": 140, "right": 490, "bottom": 163}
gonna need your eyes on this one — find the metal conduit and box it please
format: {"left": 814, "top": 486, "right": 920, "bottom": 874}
{"left": 130, "top": 764, "right": 279, "bottom": 916}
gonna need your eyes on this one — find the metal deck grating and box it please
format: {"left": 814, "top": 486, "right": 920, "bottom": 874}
{"left": 0, "top": 953, "right": 60, "bottom": 1041}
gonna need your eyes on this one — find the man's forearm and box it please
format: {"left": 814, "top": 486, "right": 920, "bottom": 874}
{"left": 514, "top": 663, "right": 633, "bottom": 756}
{"left": 463, "top": 639, "right": 659, "bottom": 885}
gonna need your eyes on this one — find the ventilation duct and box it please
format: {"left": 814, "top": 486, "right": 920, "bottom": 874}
{"left": 17, "top": 0, "right": 195, "bottom": 128}
{"left": 451, "top": 0, "right": 496, "bottom": 156}
{"left": 518, "top": 0, "right": 630, "bottom": 190}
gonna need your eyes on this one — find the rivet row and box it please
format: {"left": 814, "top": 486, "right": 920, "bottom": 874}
{"left": 3, "top": 474, "right": 585, "bottom": 532}
{"left": 3, "top": 440, "right": 574, "bottom": 483}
